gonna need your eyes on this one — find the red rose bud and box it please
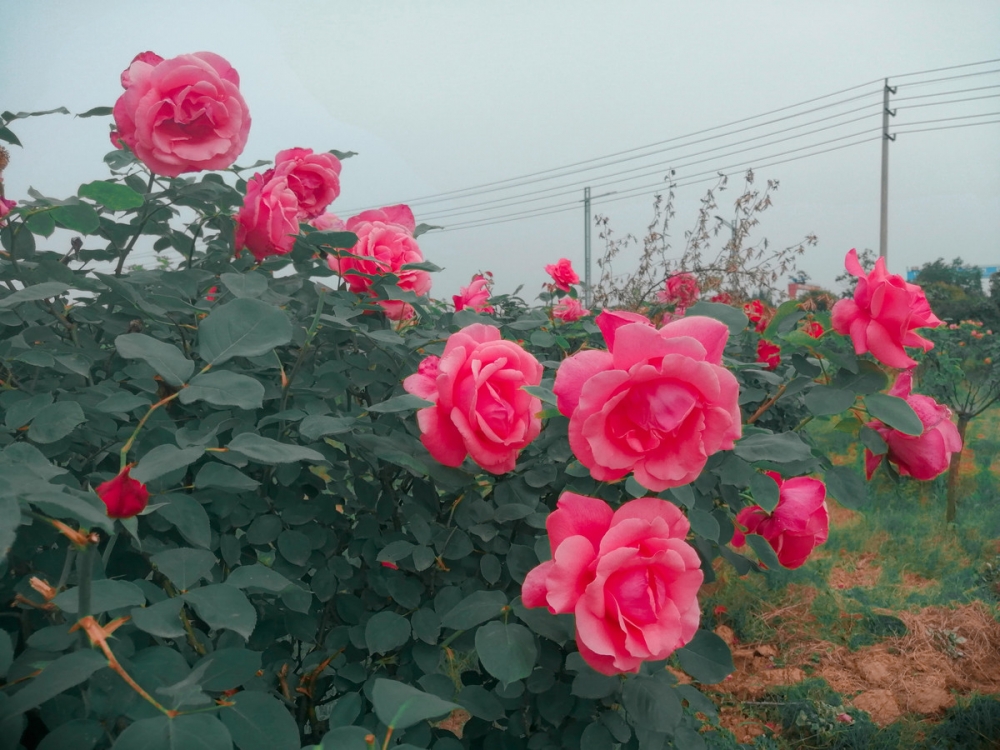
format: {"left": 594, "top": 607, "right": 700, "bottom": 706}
{"left": 803, "top": 320, "right": 825, "bottom": 339}
{"left": 96, "top": 466, "right": 150, "bottom": 519}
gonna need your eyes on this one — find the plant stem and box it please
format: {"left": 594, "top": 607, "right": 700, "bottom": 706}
{"left": 114, "top": 172, "right": 157, "bottom": 276}
{"left": 120, "top": 390, "right": 182, "bottom": 468}
{"left": 76, "top": 545, "right": 95, "bottom": 646}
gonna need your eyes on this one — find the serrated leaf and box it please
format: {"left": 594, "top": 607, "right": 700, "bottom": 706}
{"left": 131, "top": 598, "right": 187, "bottom": 639}
{"left": 440, "top": 590, "right": 507, "bottom": 630}
{"left": 27, "top": 400, "right": 85, "bottom": 444}
{"left": 865, "top": 393, "right": 923, "bottom": 436}
{"left": 219, "top": 272, "right": 268, "bottom": 299}
{"left": 365, "top": 611, "right": 411, "bottom": 654}
{"left": 225, "top": 564, "right": 291, "bottom": 593}
{"left": 367, "top": 393, "right": 433, "bottom": 413}
{"left": 111, "top": 713, "right": 233, "bottom": 750}
{"left": 298, "top": 415, "right": 355, "bottom": 441}
{"left": 748, "top": 472, "right": 780, "bottom": 513}
{"left": 195, "top": 649, "right": 262, "bottom": 693}
{"left": 156, "top": 494, "right": 211, "bottom": 549}
{"left": 151, "top": 548, "right": 217, "bottom": 591}
{"left": 825, "top": 465, "right": 867, "bottom": 510}
{"left": 474, "top": 621, "right": 536, "bottom": 686}
{"left": 194, "top": 463, "right": 260, "bottom": 492}
{"left": 25, "top": 489, "right": 114, "bottom": 533}
{"left": 132, "top": 445, "right": 204, "bottom": 484}
{"left": 219, "top": 691, "right": 298, "bottom": 750}
{"left": 734, "top": 432, "right": 812, "bottom": 463}
{"left": 686, "top": 301, "right": 749, "bottom": 335}
{"left": 621, "top": 676, "right": 682, "bottom": 734}
{"left": 0, "top": 496, "right": 20, "bottom": 563}
{"left": 0, "top": 282, "right": 70, "bottom": 308}
{"left": 371, "top": 679, "right": 460, "bottom": 730}
{"left": 0, "top": 650, "right": 106, "bottom": 722}
{"left": 51, "top": 203, "right": 100, "bottom": 234}
{"left": 53, "top": 579, "right": 145, "bottom": 614}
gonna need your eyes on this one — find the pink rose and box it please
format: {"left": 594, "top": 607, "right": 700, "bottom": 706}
{"left": 0, "top": 197, "right": 15, "bottom": 226}
{"left": 453, "top": 274, "right": 494, "bottom": 313}
{"left": 403, "top": 324, "right": 542, "bottom": 474}
{"left": 553, "top": 310, "right": 741, "bottom": 491}
{"left": 234, "top": 173, "right": 300, "bottom": 261}
{"left": 266, "top": 148, "right": 341, "bottom": 219}
{"left": 309, "top": 212, "right": 346, "bottom": 232}
{"left": 656, "top": 272, "right": 700, "bottom": 312}
{"left": 553, "top": 297, "right": 590, "bottom": 322}
{"left": 756, "top": 339, "right": 781, "bottom": 370}
{"left": 831, "top": 248, "right": 942, "bottom": 369}
{"left": 864, "top": 371, "right": 962, "bottom": 480}
{"left": 112, "top": 51, "right": 251, "bottom": 177}
{"left": 523, "top": 493, "right": 703, "bottom": 675}
{"left": 732, "top": 472, "right": 829, "bottom": 569}
{"left": 328, "top": 204, "right": 431, "bottom": 320}
{"left": 545, "top": 258, "right": 580, "bottom": 292}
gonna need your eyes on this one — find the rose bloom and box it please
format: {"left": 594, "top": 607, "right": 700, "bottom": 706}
{"left": 803, "top": 320, "right": 825, "bottom": 339}
{"left": 545, "top": 258, "right": 580, "bottom": 292}
{"left": 732, "top": 472, "right": 829, "bottom": 569}
{"left": 832, "top": 248, "right": 942, "bottom": 369}
{"left": 403, "top": 324, "right": 543, "bottom": 474}
{"left": 553, "top": 297, "right": 590, "bottom": 322}
{"left": 0, "top": 197, "right": 15, "bottom": 226}
{"left": 112, "top": 51, "right": 251, "bottom": 177}
{"left": 309, "top": 212, "right": 346, "bottom": 232}
{"left": 864, "top": 371, "right": 962, "bottom": 481}
{"left": 709, "top": 292, "right": 733, "bottom": 305}
{"left": 523, "top": 493, "right": 703, "bottom": 675}
{"left": 453, "top": 274, "right": 494, "bottom": 313}
{"left": 554, "top": 310, "right": 741, "bottom": 491}
{"left": 757, "top": 339, "right": 781, "bottom": 370}
{"left": 96, "top": 466, "right": 150, "bottom": 519}
{"left": 265, "top": 148, "right": 341, "bottom": 219}
{"left": 328, "top": 204, "right": 432, "bottom": 320}
{"left": 656, "top": 272, "right": 700, "bottom": 312}
{"left": 743, "top": 300, "right": 770, "bottom": 333}
{"left": 234, "top": 173, "right": 300, "bottom": 261}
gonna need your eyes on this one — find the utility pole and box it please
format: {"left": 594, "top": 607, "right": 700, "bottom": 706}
{"left": 879, "top": 78, "right": 897, "bottom": 265}
{"left": 584, "top": 187, "right": 591, "bottom": 308}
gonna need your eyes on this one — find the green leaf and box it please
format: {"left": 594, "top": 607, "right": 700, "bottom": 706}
{"left": 675, "top": 630, "right": 735, "bottom": 684}
{"left": 151, "top": 548, "right": 217, "bottom": 591}
{"left": 746, "top": 533, "right": 784, "bottom": 571}
{"left": 110, "top": 713, "right": 233, "bottom": 750}
{"left": 76, "top": 106, "right": 113, "bottom": 118}
{"left": 0, "top": 630, "right": 12, "bottom": 680}
{"left": 367, "top": 393, "right": 433, "bottom": 413}
{"left": 226, "top": 564, "right": 292, "bottom": 593}
{"left": 860, "top": 425, "right": 888, "bottom": 455}
{"left": 26, "top": 211, "right": 56, "bottom": 237}
{"left": 25, "top": 489, "right": 114, "bottom": 533}
{"left": 441, "top": 590, "right": 508, "bottom": 630}
{"left": 803, "top": 386, "right": 856, "bottom": 417}
{"left": 0, "top": 281, "right": 69, "bottom": 308}
{"left": 195, "top": 649, "right": 261, "bottom": 693}
{"left": 621, "top": 676, "right": 682, "bottom": 734}
{"left": 94, "top": 391, "right": 151, "bottom": 413}
{"left": 227, "top": 434, "right": 324, "bottom": 464}
{"left": 180, "top": 371, "right": 264, "bottom": 410}
{"left": 131, "top": 598, "right": 187, "bottom": 639}
{"left": 183, "top": 585, "right": 257, "bottom": 639}
{"left": 865, "top": 393, "right": 923, "bottom": 436}
{"left": 733, "top": 432, "right": 813, "bottom": 463}
{"left": 0, "top": 496, "right": 21, "bottom": 563}
{"left": 686, "top": 301, "right": 749, "bottom": 335}
{"left": 53, "top": 579, "right": 145, "bottom": 614}
{"left": 474, "top": 621, "right": 537, "bottom": 686}
{"left": 580, "top": 722, "right": 615, "bottom": 750}
{"left": 687, "top": 508, "right": 720, "bottom": 542}
{"left": 276, "top": 530, "right": 311, "bottom": 566}
{"left": 0, "top": 650, "right": 105, "bottom": 722}
{"left": 298, "top": 415, "right": 355, "bottom": 441}
{"left": 219, "top": 691, "right": 299, "bottom": 750}
{"left": 157, "top": 494, "right": 212, "bottom": 549}
{"left": 198, "top": 298, "right": 293, "bottom": 365}
{"left": 749, "top": 472, "right": 780, "bottom": 513}
{"left": 825, "top": 465, "right": 867, "bottom": 510}
{"left": 36, "top": 719, "right": 105, "bottom": 750}
{"left": 371, "top": 679, "right": 460, "bottom": 730}
{"left": 219, "top": 272, "right": 268, "bottom": 299}
{"left": 194, "top": 463, "right": 260, "bottom": 492}
{"left": 132, "top": 445, "right": 204, "bottom": 484}
{"left": 51, "top": 202, "right": 100, "bottom": 234}
{"left": 365, "top": 611, "right": 411, "bottom": 654}
{"left": 116, "top": 333, "right": 194, "bottom": 387}
{"left": 78, "top": 180, "right": 144, "bottom": 211}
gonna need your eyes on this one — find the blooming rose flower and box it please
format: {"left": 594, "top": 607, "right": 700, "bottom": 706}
{"left": 403, "top": 324, "right": 543, "bottom": 474}
{"left": 710, "top": 292, "right": 733, "bottom": 305}
{"left": 0, "top": 196, "right": 15, "bottom": 226}
{"left": 309, "top": 212, "right": 346, "bottom": 232}
{"left": 96, "top": 466, "right": 150, "bottom": 519}
{"left": 112, "top": 51, "right": 251, "bottom": 177}
{"left": 234, "top": 173, "right": 300, "bottom": 261}
{"left": 523, "top": 493, "right": 703, "bottom": 675}
{"left": 831, "top": 248, "right": 942, "bottom": 369}
{"left": 453, "top": 274, "right": 494, "bottom": 313}
{"left": 553, "top": 310, "right": 741, "bottom": 491}
{"left": 743, "top": 300, "right": 770, "bottom": 333}
{"left": 656, "top": 272, "right": 700, "bottom": 312}
{"left": 757, "top": 339, "right": 781, "bottom": 370}
{"left": 545, "top": 258, "right": 580, "bottom": 292}
{"left": 553, "top": 297, "right": 590, "bottom": 322}
{"left": 328, "top": 204, "right": 431, "bottom": 320}
{"left": 265, "top": 148, "right": 341, "bottom": 219}
{"left": 732, "top": 472, "right": 829, "bottom": 569}
{"left": 803, "top": 321, "right": 825, "bottom": 339}
{"left": 864, "top": 371, "right": 962, "bottom": 481}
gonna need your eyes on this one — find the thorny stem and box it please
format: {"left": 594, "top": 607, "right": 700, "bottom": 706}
{"left": 114, "top": 172, "right": 157, "bottom": 276}
{"left": 120, "top": 390, "right": 182, "bottom": 469}
{"left": 746, "top": 384, "right": 787, "bottom": 425}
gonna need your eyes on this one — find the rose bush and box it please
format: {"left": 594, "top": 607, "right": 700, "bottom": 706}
{"left": 0, "top": 56, "right": 963, "bottom": 750}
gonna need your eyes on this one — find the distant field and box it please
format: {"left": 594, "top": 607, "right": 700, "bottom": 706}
{"left": 697, "top": 409, "right": 1000, "bottom": 748}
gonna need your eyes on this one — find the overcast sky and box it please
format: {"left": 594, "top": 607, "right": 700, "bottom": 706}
{"left": 4, "top": 1, "right": 999, "bottom": 301}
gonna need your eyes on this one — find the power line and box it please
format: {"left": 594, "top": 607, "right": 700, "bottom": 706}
{"left": 893, "top": 83, "right": 1000, "bottom": 103}
{"left": 890, "top": 58, "right": 1000, "bottom": 79}
{"left": 896, "top": 93, "right": 1000, "bottom": 110}
{"left": 894, "top": 111, "right": 1000, "bottom": 129}
{"left": 894, "top": 118, "right": 1000, "bottom": 135}
{"left": 894, "top": 67, "right": 1000, "bottom": 89}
